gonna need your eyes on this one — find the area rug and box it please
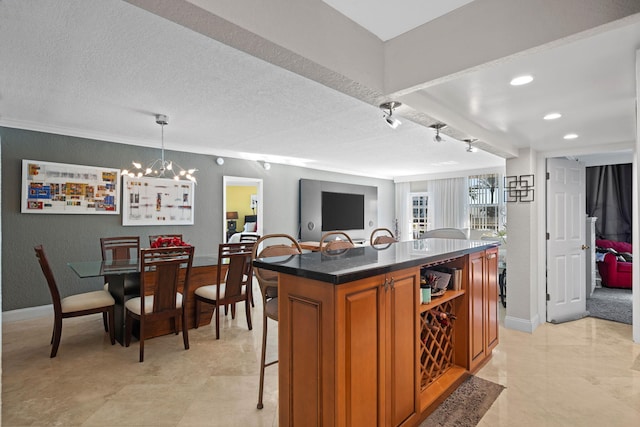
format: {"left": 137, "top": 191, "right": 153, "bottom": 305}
{"left": 586, "top": 287, "right": 632, "bottom": 325}
{"left": 420, "top": 376, "right": 505, "bottom": 427}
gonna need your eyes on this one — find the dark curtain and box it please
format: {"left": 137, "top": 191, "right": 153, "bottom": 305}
{"left": 585, "top": 164, "right": 632, "bottom": 242}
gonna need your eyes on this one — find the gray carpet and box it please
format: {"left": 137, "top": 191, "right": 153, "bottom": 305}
{"left": 586, "top": 286, "right": 632, "bottom": 325}
{"left": 420, "top": 376, "right": 505, "bottom": 427}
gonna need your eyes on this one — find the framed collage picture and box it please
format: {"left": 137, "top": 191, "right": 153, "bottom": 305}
{"left": 122, "top": 175, "right": 195, "bottom": 226}
{"left": 22, "top": 160, "right": 120, "bottom": 214}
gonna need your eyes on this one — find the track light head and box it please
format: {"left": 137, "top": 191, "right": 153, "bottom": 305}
{"left": 379, "top": 101, "right": 402, "bottom": 129}
{"left": 429, "top": 123, "right": 447, "bottom": 142}
{"left": 464, "top": 139, "right": 478, "bottom": 153}
{"left": 383, "top": 113, "right": 401, "bottom": 129}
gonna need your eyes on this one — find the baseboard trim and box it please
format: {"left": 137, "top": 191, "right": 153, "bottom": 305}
{"left": 504, "top": 314, "right": 539, "bottom": 333}
{"left": 3, "top": 305, "right": 52, "bottom": 323}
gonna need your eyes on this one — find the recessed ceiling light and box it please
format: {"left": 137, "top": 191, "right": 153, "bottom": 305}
{"left": 510, "top": 75, "right": 534, "bottom": 86}
{"left": 543, "top": 113, "right": 562, "bottom": 120}
{"left": 563, "top": 133, "right": 578, "bottom": 140}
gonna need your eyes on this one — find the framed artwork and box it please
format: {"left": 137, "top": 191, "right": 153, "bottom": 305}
{"left": 22, "top": 159, "right": 120, "bottom": 214}
{"left": 122, "top": 175, "right": 195, "bottom": 226}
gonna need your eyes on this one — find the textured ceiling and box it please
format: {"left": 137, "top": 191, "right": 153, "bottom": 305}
{"left": 1, "top": 0, "right": 637, "bottom": 180}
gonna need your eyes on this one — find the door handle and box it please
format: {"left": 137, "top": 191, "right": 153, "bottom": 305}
{"left": 581, "top": 244, "right": 590, "bottom": 250}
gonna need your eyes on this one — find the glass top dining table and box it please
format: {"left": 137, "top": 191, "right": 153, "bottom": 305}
{"left": 67, "top": 256, "right": 218, "bottom": 344}
{"left": 67, "top": 256, "right": 218, "bottom": 278}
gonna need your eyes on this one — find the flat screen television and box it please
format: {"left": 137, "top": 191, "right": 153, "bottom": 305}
{"left": 299, "top": 179, "right": 377, "bottom": 241}
{"left": 321, "top": 191, "right": 364, "bottom": 231}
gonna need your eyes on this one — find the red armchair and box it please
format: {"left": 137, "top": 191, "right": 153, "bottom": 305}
{"left": 595, "top": 239, "right": 632, "bottom": 289}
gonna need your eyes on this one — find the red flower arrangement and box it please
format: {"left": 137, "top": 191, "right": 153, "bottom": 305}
{"left": 150, "top": 236, "right": 191, "bottom": 248}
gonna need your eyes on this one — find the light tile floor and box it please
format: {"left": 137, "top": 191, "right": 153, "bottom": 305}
{"left": 2, "top": 282, "right": 640, "bottom": 426}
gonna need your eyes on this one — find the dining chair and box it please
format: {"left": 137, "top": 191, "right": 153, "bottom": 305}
{"left": 100, "top": 236, "right": 140, "bottom": 330}
{"left": 369, "top": 227, "right": 398, "bottom": 245}
{"left": 148, "top": 234, "right": 183, "bottom": 247}
{"left": 34, "top": 245, "right": 116, "bottom": 358}
{"left": 124, "top": 246, "right": 194, "bottom": 362}
{"left": 194, "top": 242, "right": 254, "bottom": 339}
{"left": 420, "top": 228, "right": 467, "bottom": 239}
{"left": 101, "top": 236, "right": 140, "bottom": 261}
{"left": 252, "top": 234, "right": 302, "bottom": 409}
{"left": 319, "top": 231, "right": 355, "bottom": 251}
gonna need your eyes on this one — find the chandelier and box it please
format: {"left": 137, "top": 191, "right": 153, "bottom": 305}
{"left": 121, "top": 114, "right": 197, "bottom": 182}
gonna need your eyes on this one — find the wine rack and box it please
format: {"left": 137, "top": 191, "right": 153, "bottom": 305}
{"left": 419, "top": 298, "right": 456, "bottom": 389}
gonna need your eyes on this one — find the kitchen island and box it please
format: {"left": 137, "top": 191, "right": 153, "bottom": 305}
{"left": 253, "top": 238, "right": 499, "bottom": 427}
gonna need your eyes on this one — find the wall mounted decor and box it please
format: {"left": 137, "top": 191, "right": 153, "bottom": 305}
{"left": 122, "top": 175, "right": 194, "bottom": 226}
{"left": 505, "top": 174, "right": 534, "bottom": 202}
{"left": 22, "top": 159, "right": 120, "bottom": 214}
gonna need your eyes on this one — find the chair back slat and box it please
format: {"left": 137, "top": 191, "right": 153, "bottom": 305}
{"left": 223, "top": 254, "right": 248, "bottom": 298}
{"left": 239, "top": 234, "right": 260, "bottom": 243}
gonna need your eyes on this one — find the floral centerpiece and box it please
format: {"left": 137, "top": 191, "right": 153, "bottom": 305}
{"left": 150, "top": 236, "right": 191, "bottom": 248}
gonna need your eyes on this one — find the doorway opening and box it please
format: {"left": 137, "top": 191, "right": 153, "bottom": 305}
{"left": 223, "top": 176, "right": 263, "bottom": 242}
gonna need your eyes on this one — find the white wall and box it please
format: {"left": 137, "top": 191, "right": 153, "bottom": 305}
{"left": 503, "top": 148, "right": 542, "bottom": 333}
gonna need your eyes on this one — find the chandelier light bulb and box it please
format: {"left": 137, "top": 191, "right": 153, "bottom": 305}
{"left": 132, "top": 162, "right": 142, "bottom": 169}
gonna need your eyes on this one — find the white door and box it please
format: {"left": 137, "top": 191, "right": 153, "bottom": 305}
{"left": 546, "top": 157, "right": 588, "bottom": 323}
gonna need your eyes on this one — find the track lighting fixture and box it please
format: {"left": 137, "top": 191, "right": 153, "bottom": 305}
{"left": 429, "top": 123, "right": 447, "bottom": 142}
{"left": 379, "top": 101, "right": 402, "bottom": 129}
{"left": 263, "top": 162, "right": 271, "bottom": 170}
{"left": 464, "top": 139, "right": 478, "bottom": 153}
{"left": 216, "top": 157, "right": 225, "bottom": 166}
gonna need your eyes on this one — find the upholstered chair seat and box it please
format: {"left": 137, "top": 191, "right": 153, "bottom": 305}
{"left": 61, "top": 291, "right": 115, "bottom": 313}
{"left": 125, "top": 293, "right": 183, "bottom": 316}
{"left": 195, "top": 283, "right": 246, "bottom": 301}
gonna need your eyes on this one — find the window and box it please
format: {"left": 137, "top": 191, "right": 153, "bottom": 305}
{"left": 410, "top": 193, "right": 430, "bottom": 239}
{"left": 468, "top": 173, "right": 503, "bottom": 231}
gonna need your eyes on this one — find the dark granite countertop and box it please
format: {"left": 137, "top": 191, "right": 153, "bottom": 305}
{"left": 253, "top": 238, "right": 499, "bottom": 285}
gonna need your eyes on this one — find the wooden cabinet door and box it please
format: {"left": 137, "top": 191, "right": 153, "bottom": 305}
{"left": 468, "top": 251, "right": 486, "bottom": 371}
{"left": 485, "top": 248, "right": 499, "bottom": 352}
{"left": 337, "top": 268, "right": 419, "bottom": 427}
{"left": 337, "top": 275, "right": 386, "bottom": 427}
{"left": 386, "top": 270, "right": 419, "bottom": 427}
